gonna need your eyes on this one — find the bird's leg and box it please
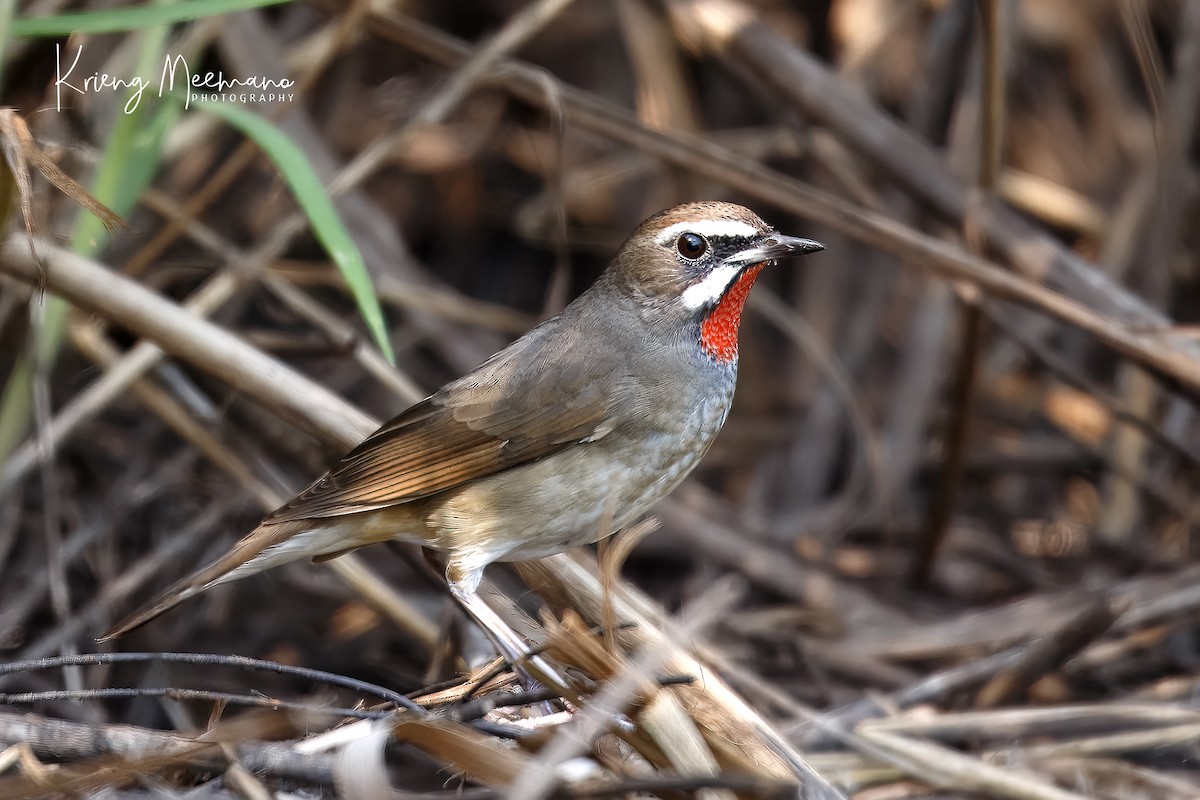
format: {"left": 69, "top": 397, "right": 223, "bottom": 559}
{"left": 452, "top": 582, "right": 637, "bottom": 734}
{"left": 447, "top": 570, "right": 571, "bottom": 696}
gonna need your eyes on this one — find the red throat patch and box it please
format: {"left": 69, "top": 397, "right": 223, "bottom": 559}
{"left": 699, "top": 263, "right": 765, "bottom": 362}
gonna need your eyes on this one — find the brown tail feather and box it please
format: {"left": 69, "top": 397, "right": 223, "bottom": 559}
{"left": 100, "top": 519, "right": 321, "bottom": 640}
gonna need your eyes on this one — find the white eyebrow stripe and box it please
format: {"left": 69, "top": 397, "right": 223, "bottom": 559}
{"left": 680, "top": 264, "right": 741, "bottom": 310}
{"left": 654, "top": 219, "right": 761, "bottom": 245}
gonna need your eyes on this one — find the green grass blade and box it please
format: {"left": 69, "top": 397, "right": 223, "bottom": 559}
{"left": 12, "top": 0, "right": 292, "bottom": 38}
{"left": 0, "top": 359, "right": 33, "bottom": 464}
{"left": 194, "top": 100, "right": 395, "bottom": 363}
{"left": 70, "top": 55, "right": 177, "bottom": 259}
{"left": 0, "top": 0, "right": 17, "bottom": 88}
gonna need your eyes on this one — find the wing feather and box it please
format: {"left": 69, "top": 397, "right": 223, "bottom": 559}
{"left": 267, "top": 320, "right": 624, "bottom": 523}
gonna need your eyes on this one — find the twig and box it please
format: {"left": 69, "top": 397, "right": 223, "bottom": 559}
{"left": 0, "top": 710, "right": 334, "bottom": 784}
{"left": 0, "top": 687, "right": 386, "bottom": 721}
{"left": 914, "top": 0, "right": 1006, "bottom": 584}
{"left": 854, "top": 726, "right": 1091, "bottom": 800}
{"left": 974, "top": 595, "right": 1123, "bottom": 708}
{"left": 0, "top": 651, "right": 424, "bottom": 714}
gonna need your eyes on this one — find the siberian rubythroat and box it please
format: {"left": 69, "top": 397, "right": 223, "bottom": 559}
{"left": 105, "top": 201, "right": 824, "bottom": 671}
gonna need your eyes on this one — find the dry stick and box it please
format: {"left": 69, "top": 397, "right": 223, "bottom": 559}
{"left": 862, "top": 704, "right": 1200, "bottom": 742}
{"left": 911, "top": 299, "right": 980, "bottom": 585}
{"left": 515, "top": 127, "right": 806, "bottom": 238}
{"left": 0, "top": 247, "right": 374, "bottom": 462}
{"left": 19, "top": 506, "right": 226, "bottom": 661}
{"left": 1102, "top": 1, "right": 1200, "bottom": 545}
{"left": 853, "top": 727, "right": 1091, "bottom": 800}
{"left": 983, "top": 304, "right": 1200, "bottom": 472}
{"left": 368, "top": 271, "right": 533, "bottom": 335}
{"left": 0, "top": 450, "right": 196, "bottom": 651}
{"left": 597, "top": 517, "right": 730, "bottom": 800}
{"left": 1148, "top": 0, "right": 1200, "bottom": 525}
{"left": 0, "top": 262, "right": 332, "bottom": 496}
{"left": 793, "top": 645, "right": 1028, "bottom": 751}
{"left": 0, "top": 483, "right": 20, "bottom": 581}
{"left": 973, "top": 595, "right": 1124, "bottom": 709}
{"left": 1014, "top": 721, "right": 1200, "bottom": 762}
{"left": 1098, "top": 0, "right": 1177, "bottom": 546}
{"left": 568, "top": 775, "right": 792, "bottom": 798}
{"left": 263, "top": 271, "right": 424, "bottom": 402}
{"left": 837, "top": 561, "right": 1200, "bottom": 669}
{"left": 614, "top": 0, "right": 703, "bottom": 214}
{"left": 822, "top": 0, "right": 971, "bottom": 534}
{"left": 0, "top": 653, "right": 418, "bottom": 713}
{"left": 637, "top": 692, "right": 733, "bottom": 800}
{"left": 837, "top": 590, "right": 1100, "bottom": 663}
{"left": 617, "top": 0, "right": 700, "bottom": 133}
{"left": 70, "top": 323, "right": 282, "bottom": 510}
{"left": 208, "top": 703, "right": 273, "bottom": 800}
{"left": 913, "top": 0, "right": 1005, "bottom": 586}
{"left": 0, "top": 711, "right": 334, "bottom": 785}
{"left": 1033, "top": 408, "right": 1200, "bottom": 533}
{"left": 661, "top": 489, "right": 905, "bottom": 632}
{"left": 138, "top": 187, "right": 425, "bottom": 405}
{"left": 524, "top": 71, "right": 572, "bottom": 320}
{"left": 859, "top": 714, "right": 1200, "bottom": 796}
{"left": 366, "top": 10, "right": 1200, "bottom": 415}
{"left": 1042, "top": 759, "right": 1200, "bottom": 800}
{"left": 750, "top": 287, "right": 883, "bottom": 535}
{"left": 1170, "top": 0, "right": 1200, "bottom": 138}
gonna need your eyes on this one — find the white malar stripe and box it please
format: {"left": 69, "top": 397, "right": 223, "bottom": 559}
{"left": 681, "top": 264, "right": 741, "bottom": 310}
{"left": 654, "top": 219, "right": 760, "bottom": 245}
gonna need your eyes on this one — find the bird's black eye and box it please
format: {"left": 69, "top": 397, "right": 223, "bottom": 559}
{"left": 676, "top": 232, "right": 708, "bottom": 260}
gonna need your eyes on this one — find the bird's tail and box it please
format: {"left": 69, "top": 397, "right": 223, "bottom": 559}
{"left": 101, "top": 518, "right": 327, "bottom": 640}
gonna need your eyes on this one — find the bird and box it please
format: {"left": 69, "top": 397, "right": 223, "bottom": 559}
{"left": 103, "top": 201, "right": 823, "bottom": 681}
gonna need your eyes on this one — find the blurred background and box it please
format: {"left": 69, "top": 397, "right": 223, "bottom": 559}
{"left": 1, "top": 0, "right": 1200, "bottom": 797}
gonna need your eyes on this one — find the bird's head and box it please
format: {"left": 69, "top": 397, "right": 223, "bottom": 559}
{"left": 610, "top": 201, "right": 824, "bottom": 362}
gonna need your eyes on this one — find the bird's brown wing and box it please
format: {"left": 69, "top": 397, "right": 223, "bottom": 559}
{"left": 267, "top": 326, "right": 620, "bottom": 522}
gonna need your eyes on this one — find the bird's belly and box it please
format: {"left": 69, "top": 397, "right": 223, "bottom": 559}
{"left": 425, "top": 393, "right": 730, "bottom": 565}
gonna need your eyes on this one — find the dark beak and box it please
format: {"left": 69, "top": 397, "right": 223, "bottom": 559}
{"left": 727, "top": 233, "right": 825, "bottom": 265}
